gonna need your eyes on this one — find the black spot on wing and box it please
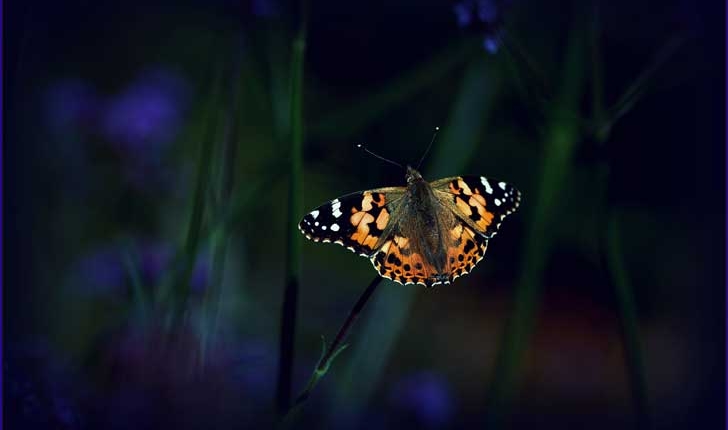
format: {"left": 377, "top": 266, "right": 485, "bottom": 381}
{"left": 386, "top": 253, "right": 402, "bottom": 267}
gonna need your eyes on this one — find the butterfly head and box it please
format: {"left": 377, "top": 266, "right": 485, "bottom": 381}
{"left": 405, "top": 166, "right": 424, "bottom": 184}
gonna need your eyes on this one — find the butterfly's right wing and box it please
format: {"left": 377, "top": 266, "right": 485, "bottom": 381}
{"left": 299, "top": 188, "right": 406, "bottom": 257}
{"left": 430, "top": 176, "right": 521, "bottom": 238}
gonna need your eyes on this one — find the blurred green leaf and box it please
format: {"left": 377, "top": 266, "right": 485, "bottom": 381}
{"left": 486, "top": 7, "right": 588, "bottom": 426}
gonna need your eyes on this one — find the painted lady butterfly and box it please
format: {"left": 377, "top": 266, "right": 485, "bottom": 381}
{"left": 299, "top": 166, "right": 520, "bottom": 287}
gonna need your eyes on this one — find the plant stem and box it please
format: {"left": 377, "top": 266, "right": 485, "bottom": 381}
{"left": 295, "top": 275, "right": 382, "bottom": 407}
{"left": 174, "top": 63, "right": 222, "bottom": 319}
{"left": 276, "top": 0, "right": 307, "bottom": 415}
{"left": 280, "top": 276, "right": 383, "bottom": 427}
{"left": 486, "top": 7, "right": 588, "bottom": 427}
{"left": 603, "top": 212, "right": 650, "bottom": 429}
{"left": 202, "top": 55, "right": 242, "bottom": 362}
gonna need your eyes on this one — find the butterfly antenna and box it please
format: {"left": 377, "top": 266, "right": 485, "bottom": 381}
{"left": 416, "top": 126, "right": 440, "bottom": 169}
{"left": 356, "top": 144, "right": 404, "bottom": 169}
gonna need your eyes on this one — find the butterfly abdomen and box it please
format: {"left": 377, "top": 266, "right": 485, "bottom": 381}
{"left": 404, "top": 179, "right": 452, "bottom": 275}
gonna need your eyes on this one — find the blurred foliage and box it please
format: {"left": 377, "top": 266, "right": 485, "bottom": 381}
{"left": 4, "top": 0, "right": 725, "bottom": 429}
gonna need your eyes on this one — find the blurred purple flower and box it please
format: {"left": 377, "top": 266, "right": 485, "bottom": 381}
{"left": 72, "top": 241, "right": 210, "bottom": 297}
{"left": 102, "top": 68, "right": 190, "bottom": 159}
{"left": 189, "top": 249, "right": 211, "bottom": 293}
{"left": 389, "top": 371, "right": 454, "bottom": 429}
{"left": 230, "top": 339, "right": 277, "bottom": 400}
{"left": 453, "top": 0, "right": 506, "bottom": 54}
{"left": 137, "top": 241, "right": 174, "bottom": 287}
{"left": 252, "top": 0, "right": 280, "bottom": 17}
{"left": 483, "top": 35, "right": 500, "bottom": 53}
{"left": 97, "top": 324, "right": 276, "bottom": 427}
{"left": 45, "top": 79, "right": 100, "bottom": 135}
{"left": 75, "top": 246, "right": 127, "bottom": 296}
{"left": 5, "top": 340, "right": 85, "bottom": 429}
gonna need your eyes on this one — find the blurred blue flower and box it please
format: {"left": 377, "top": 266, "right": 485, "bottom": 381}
{"left": 102, "top": 68, "right": 190, "bottom": 159}
{"left": 453, "top": 0, "right": 505, "bottom": 54}
{"left": 388, "top": 371, "right": 454, "bottom": 429}
{"left": 45, "top": 79, "right": 100, "bottom": 135}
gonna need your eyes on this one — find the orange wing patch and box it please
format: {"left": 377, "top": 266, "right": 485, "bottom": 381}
{"left": 370, "top": 236, "right": 438, "bottom": 286}
{"left": 445, "top": 224, "right": 489, "bottom": 281}
{"left": 300, "top": 189, "right": 401, "bottom": 257}
{"left": 447, "top": 178, "right": 495, "bottom": 233}
{"left": 346, "top": 191, "right": 390, "bottom": 253}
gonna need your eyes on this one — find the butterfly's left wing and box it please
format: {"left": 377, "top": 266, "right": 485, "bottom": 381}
{"left": 431, "top": 176, "right": 521, "bottom": 238}
{"left": 299, "top": 188, "right": 405, "bottom": 257}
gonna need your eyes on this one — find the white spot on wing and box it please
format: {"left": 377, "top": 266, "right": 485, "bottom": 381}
{"left": 322, "top": 225, "right": 327, "bottom": 230}
{"left": 331, "top": 223, "right": 340, "bottom": 232}
{"left": 481, "top": 177, "right": 493, "bottom": 194}
{"left": 495, "top": 198, "right": 502, "bottom": 206}
{"left": 311, "top": 210, "right": 319, "bottom": 219}
{"left": 331, "top": 199, "right": 343, "bottom": 218}
{"left": 498, "top": 181, "right": 506, "bottom": 190}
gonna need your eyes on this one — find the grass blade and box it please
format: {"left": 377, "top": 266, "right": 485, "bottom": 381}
{"left": 173, "top": 62, "right": 224, "bottom": 319}
{"left": 276, "top": 0, "right": 308, "bottom": 415}
{"left": 485, "top": 9, "right": 588, "bottom": 427}
{"left": 603, "top": 211, "right": 650, "bottom": 428}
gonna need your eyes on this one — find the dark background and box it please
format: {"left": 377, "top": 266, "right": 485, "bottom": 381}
{"left": 4, "top": 0, "right": 726, "bottom": 428}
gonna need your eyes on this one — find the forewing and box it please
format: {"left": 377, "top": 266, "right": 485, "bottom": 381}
{"left": 431, "top": 176, "right": 520, "bottom": 238}
{"left": 299, "top": 188, "right": 405, "bottom": 257}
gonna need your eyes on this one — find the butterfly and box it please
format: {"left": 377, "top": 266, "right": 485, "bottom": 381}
{"left": 298, "top": 165, "right": 521, "bottom": 287}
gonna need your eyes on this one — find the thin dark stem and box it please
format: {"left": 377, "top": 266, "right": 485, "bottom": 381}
{"left": 277, "top": 277, "right": 299, "bottom": 414}
{"left": 602, "top": 212, "right": 650, "bottom": 429}
{"left": 276, "top": 0, "right": 308, "bottom": 415}
{"left": 597, "top": 163, "right": 649, "bottom": 429}
{"left": 290, "top": 275, "right": 383, "bottom": 411}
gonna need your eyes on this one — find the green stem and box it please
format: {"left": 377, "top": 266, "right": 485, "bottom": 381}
{"left": 604, "top": 211, "right": 650, "bottom": 428}
{"left": 590, "top": 0, "right": 606, "bottom": 140}
{"left": 297, "top": 276, "right": 381, "bottom": 406}
{"left": 276, "top": 1, "right": 307, "bottom": 415}
{"left": 175, "top": 64, "right": 223, "bottom": 318}
{"left": 281, "top": 276, "right": 382, "bottom": 426}
{"left": 121, "top": 243, "right": 148, "bottom": 316}
{"left": 202, "top": 57, "right": 242, "bottom": 362}
{"left": 486, "top": 8, "right": 588, "bottom": 427}
{"left": 604, "top": 36, "right": 683, "bottom": 135}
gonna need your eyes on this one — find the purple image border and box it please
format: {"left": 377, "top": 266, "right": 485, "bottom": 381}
{"left": 1, "top": 0, "right": 4, "bottom": 425}
{"left": 0, "top": 0, "right": 5, "bottom": 429}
